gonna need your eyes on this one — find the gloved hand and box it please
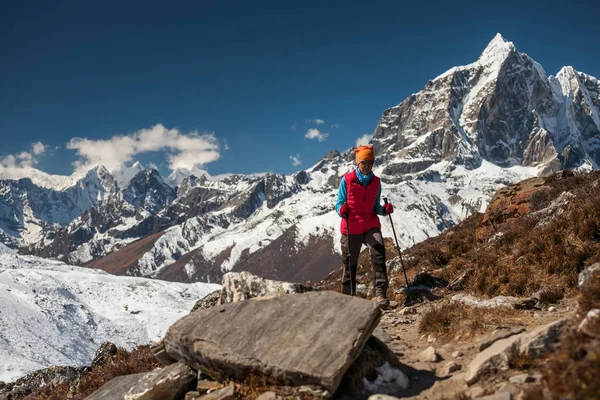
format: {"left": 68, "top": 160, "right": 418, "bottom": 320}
{"left": 340, "top": 203, "right": 349, "bottom": 218}
{"left": 383, "top": 203, "right": 394, "bottom": 215}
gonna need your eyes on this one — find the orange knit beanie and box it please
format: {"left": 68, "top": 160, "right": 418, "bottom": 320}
{"left": 354, "top": 145, "right": 375, "bottom": 164}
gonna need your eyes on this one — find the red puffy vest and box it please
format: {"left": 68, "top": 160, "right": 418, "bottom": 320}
{"left": 340, "top": 170, "right": 381, "bottom": 235}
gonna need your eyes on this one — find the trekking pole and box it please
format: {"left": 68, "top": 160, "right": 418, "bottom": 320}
{"left": 344, "top": 212, "right": 355, "bottom": 296}
{"left": 383, "top": 197, "right": 410, "bottom": 288}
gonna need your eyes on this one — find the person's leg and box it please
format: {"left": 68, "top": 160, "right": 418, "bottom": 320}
{"left": 365, "top": 228, "right": 388, "bottom": 299}
{"left": 341, "top": 233, "right": 362, "bottom": 295}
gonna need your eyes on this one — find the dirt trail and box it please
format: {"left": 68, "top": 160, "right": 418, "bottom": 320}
{"left": 372, "top": 290, "right": 577, "bottom": 399}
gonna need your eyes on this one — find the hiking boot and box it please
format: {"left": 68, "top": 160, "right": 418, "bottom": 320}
{"left": 372, "top": 296, "right": 390, "bottom": 310}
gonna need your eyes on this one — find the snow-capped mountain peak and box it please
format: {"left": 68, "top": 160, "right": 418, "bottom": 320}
{"left": 112, "top": 162, "right": 144, "bottom": 189}
{"left": 478, "top": 33, "right": 515, "bottom": 68}
{"left": 165, "top": 167, "right": 212, "bottom": 188}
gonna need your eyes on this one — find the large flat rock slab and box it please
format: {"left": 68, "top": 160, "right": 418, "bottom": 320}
{"left": 85, "top": 362, "right": 195, "bottom": 400}
{"left": 163, "top": 291, "right": 381, "bottom": 393}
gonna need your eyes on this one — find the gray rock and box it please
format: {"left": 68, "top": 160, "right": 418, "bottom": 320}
{"left": 417, "top": 346, "right": 441, "bottom": 363}
{"left": 85, "top": 373, "right": 147, "bottom": 400}
{"left": 478, "top": 328, "right": 526, "bottom": 352}
{"left": 509, "top": 373, "right": 534, "bottom": 384}
{"left": 578, "top": 262, "right": 600, "bottom": 292}
{"left": 577, "top": 309, "right": 600, "bottom": 338}
{"left": 368, "top": 395, "right": 401, "bottom": 400}
{"left": 196, "top": 385, "right": 235, "bottom": 399}
{"left": 465, "top": 319, "right": 567, "bottom": 384}
{"left": 452, "top": 351, "right": 464, "bottom": 358}
{"left": 191, "top": 290, "right": 223, "bottom": 312}
{"left": 451, "top": 294, "right": 535, "bottom": 310}
{"left": 85, "top": 362, "right": 195, "bottom": 400}
{"left": 441, "top": 361, "right": 461, "bottom": 376}
{"left": 151, "top": 340, "right": 177, "bottom": 366}
{"left": 163, "top": 291, "right": 380, "bottom": 394}
{"left": 220, "top": 271, "right": 314, "bottom": 303}
{"left": 518, "top": 318, "right": 567, "bottom": 358}
{"left": 255, "top": 392, "right": 280, "bottom": 400}
{"left": 91, "top": 342, "right": 118, "bottom": 368}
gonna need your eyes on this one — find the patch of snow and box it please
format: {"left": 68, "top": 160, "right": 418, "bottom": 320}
{"left": 0, "top": 250, "right": 220, "bottom": 382}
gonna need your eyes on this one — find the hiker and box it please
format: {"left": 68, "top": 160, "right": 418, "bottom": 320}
{"left": 336, "top": 145, "right": 394, "bottom": 307}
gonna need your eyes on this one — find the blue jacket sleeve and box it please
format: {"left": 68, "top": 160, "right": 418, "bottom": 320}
{"left": 335, "top": 178, "right": 347, "bottom": 216}
{"left": 374, "top": 185, "right": 384, "bottom": 215}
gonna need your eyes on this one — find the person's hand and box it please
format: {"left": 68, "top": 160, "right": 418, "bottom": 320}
{"left": 340, "top": 203, "right": 349, "bottom": 218}
{"left": 383, "top": 203, "right": 394, "bottom": 215}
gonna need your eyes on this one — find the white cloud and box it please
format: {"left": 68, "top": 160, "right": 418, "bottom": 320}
{"left": 31, "top": 142, "right": 46, "bottom": 155}
{"left": 314, "top": 119, "right": 325, "bottom": 125}
{"left": 0, "top": 142, "right": 48, "bottom": 180}
{"left": 67, "top": 124, "right": 221, "bottom": 173}
{"left": 355, "top": 133, "right": 373, "bottom": 147}
{"left": 330, "top": 123, "right": 342, "bottom": 129}
{"left": 289, "top": 154, "right": 302, "bottom": 166}
{"left": 0, "top": 141, "right": 46, "bottom": 170}
{"left": 304, "top": 128, "right": 329, "bottom": 142}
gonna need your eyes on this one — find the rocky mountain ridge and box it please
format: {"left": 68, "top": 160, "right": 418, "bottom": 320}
{"left": 1, "top": 34, "right": 599, "bottom": 285}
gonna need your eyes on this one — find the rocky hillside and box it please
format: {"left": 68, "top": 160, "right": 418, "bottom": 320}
{"left": 5, "top": 169, "right": 600, "bottom": 400}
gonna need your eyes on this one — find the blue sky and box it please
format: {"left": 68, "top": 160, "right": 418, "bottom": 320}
{"left": 1, "top": 0, "right": 599, "bottom": 178}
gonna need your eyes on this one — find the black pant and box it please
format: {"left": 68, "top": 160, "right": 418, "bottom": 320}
{"left": 341, "top": 228, "right": 388, "bottom": 297}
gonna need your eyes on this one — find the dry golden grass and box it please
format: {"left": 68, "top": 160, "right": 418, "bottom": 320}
{"left": 406, "top": 171, "right": 600, "bottom": 298}
{"left": 418, "top": 302, "right": 521, "bottom": 339}
{"left": 523, "top": 275, "right": 600, "bottom": 400}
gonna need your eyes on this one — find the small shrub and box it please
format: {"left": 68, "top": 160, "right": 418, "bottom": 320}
{"left": 579, "top": 274, "right": 600, "bottom": 314}
{"left": 536, "top": 286, "right": 565, "bottom": 305}
{"left": 23, "top": 345, "right": 160, "bottom": 400}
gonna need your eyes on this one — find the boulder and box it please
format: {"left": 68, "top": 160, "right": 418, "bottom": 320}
{"left": 85, "top": 362, "right": 195, "bottom": 400}
{"left": 578, "top": 263, "right": 600, "bottom": 292}
{"left": 191, "top": 290, "right": 223, "bottom": 312}
{"left": 164, "top": 291, "right": 380, "bottom": 394}
{"left": 220, "top": 271, "right": 314, "bottom": 303}
{"left": 577, "top": 309, "right": 600, "bottom": 338}
{"left": 464, "top": 319, "right": 567, "bottom": 384}
{"left": 85, "top": 373, "right": 147, "bottom": 400}
{"left": 451, "top": 294, "right": 535, "bottom": 310}
{"left": 478, "top": 328, "right": 526, "bottom": 352}
{"left": 91, "top": 342, "right": 118, "bottom": 368}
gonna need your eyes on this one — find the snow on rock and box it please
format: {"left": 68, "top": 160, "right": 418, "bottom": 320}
{"left": 112, "top": 161, "right": 144, "bottom": 189}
